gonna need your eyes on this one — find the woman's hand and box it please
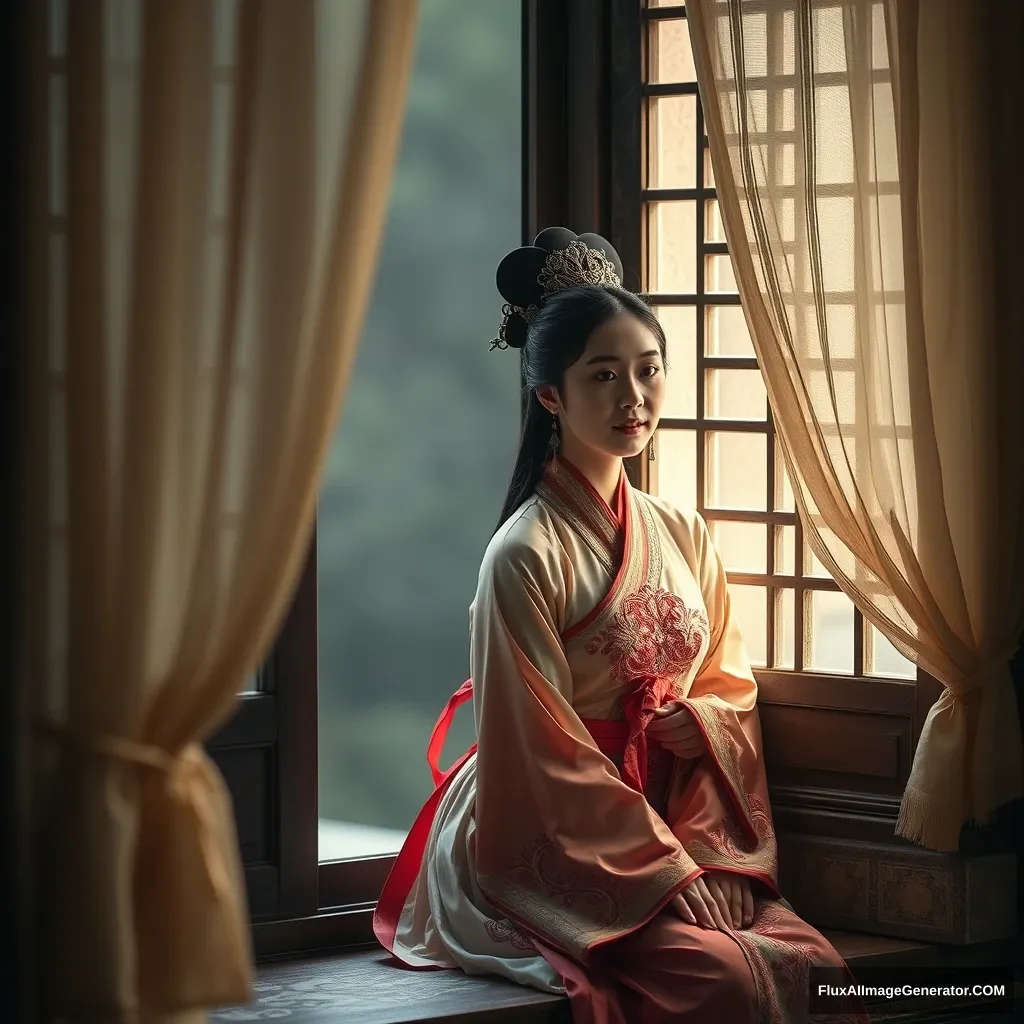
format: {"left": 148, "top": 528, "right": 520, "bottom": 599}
{"left": 669, "top": 877, "right": 732, "bottom": 931}
{"left": 646, "top": 700, "right": 706, "bottom": 759}
{"left": 704, "top": 870, "right": 755, "bottom": 929}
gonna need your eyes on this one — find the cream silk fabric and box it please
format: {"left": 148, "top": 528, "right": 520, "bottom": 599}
{"left": 22, "top": 1, "right": 418, "bottom": 1019}
{"left": 686, "top": 0, "right": 1023, "bottom": 850}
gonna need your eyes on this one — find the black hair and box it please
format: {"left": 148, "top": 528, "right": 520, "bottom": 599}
{"left": 493, "top": 283, "right": 667, "bottom": 533}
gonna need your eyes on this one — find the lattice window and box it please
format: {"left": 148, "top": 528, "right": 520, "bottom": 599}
{"left": 640, "top": 1, "right": 913, "bottom": 679}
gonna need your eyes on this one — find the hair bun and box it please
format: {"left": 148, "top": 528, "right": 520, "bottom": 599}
{"left": 490, "top": 228, "right": 624, "bottom": 350}
{"left": 495, "top": 245, "right": 548, "bottom": 313}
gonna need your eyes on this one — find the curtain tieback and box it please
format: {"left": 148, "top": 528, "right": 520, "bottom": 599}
{"left": 34, "top": 719, "right": 196, "bottom": 776}
{"left": 944, "top": 642, "right": 1021, "bottom": 700}
{"left": 34, "top": 717, "right": 252, "bottom": 1006}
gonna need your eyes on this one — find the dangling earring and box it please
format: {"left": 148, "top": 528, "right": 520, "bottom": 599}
{"left": 549, "top": 414, "right": 561, "bottom": 454}
{"left": 648, "top": 434, "right": 656, "bottom": 461}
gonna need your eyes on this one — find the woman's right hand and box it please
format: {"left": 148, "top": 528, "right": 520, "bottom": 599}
{"left": 670, "top": 878, "right": 732, "bottom": 931}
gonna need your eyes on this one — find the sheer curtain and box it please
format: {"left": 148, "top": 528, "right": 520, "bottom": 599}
{"left": 687, "top": 0, "right": 1023, "bottom": 851}
{"left": 22, "top": 1, "right": 418, "bottom": 1020}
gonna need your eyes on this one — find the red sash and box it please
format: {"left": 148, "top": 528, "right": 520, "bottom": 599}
{"left": 373, "top": 679, "right": 477, "bottom": 961}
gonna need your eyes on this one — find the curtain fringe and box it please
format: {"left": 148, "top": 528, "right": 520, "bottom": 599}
{"left": 894, "top": 783, "right": 963, "bottom": 852}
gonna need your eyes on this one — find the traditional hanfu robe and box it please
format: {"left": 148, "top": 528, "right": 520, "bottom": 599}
{"left": 374, "top": 456, "right": 867, "bottom": 1024}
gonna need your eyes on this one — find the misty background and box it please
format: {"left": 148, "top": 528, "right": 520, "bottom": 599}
{"left": 317, "top": 0, "right": 521, "bottom": 840}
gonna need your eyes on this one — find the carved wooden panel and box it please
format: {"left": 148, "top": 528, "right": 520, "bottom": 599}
{"left": 779, "top": 834, "right": 1018, "bottom": 944}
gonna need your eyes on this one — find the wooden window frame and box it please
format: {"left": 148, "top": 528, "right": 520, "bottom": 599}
{"left": 206, "top": 535, "right": 320, "bottom": 923}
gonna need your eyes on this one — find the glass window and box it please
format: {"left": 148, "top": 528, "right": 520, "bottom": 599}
{"left": 317, "top": 0, "right": 522, "bottom": 861}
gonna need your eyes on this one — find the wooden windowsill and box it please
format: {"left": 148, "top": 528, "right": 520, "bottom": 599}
{"left": 211, "top": 931, "right": 1024, "bottom": 1024}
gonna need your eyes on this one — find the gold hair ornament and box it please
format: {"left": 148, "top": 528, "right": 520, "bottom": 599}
{"left": 490, "top": 241, "right": 622, "bottom": 350}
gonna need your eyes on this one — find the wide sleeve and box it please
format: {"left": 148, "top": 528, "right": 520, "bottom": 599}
{"left": 471, "top": 517, "right": 701, "bottom": 964}
{"left": 666, "top": 511, "right": 781, "bottom": 893}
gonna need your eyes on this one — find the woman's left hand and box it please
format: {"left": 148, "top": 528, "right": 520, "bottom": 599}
{"left": 646, "top": 700, "right": 706, "bottom": 758}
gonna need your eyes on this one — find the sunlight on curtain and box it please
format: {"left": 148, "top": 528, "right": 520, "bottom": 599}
{"left": 687, "top": 0, "right": 1023, "bottom": 850}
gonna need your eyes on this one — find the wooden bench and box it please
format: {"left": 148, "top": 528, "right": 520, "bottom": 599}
{"left": 210, "top": 932, "right": 1022, "bottom": 1023}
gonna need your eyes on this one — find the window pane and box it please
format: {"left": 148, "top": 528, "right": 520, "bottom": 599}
{"left": 867, "top": 624, "right": 916, "bottom": 679}
{"left": 317, "top": 0, "right": 521, "bottom": 860}
{"left": 807, "top": 589, "right": 855, "bottom": 674}
{"left": 657, "top": 306, "right": 696, "bottom": 418}
{"left": 706, "top": 304, "right": 753, "bottom": 357}
{"left": 705, "top": 254, "right": 737, "bottom": 294}
{"left": 709, "top": 521, "right": 767, "bottom": 574}
{"left": 775, "top": 456, "right": 796, "bottom": 511}
{"left": 647, "top": 18, "right": 695, "bottom": 84}
{"left": 775, "top": 588, "right": 795, "bottom": 668}
{"left": 775, "top": 524, "right": 796, "bottom": 576}
{"left": 706, "top": 430, "right": 767, "bottom": 510}
{"left": 648, "top": 95, "right": 697, "bottom": 189}
{"left": 654, "top": 429, "right": 697, "bottom": 511}
{"left": 704, "top": 147, "right": 715, "bottom": 188}
{"left": 706, "top": 368, "right": 767, "bottom": 420}
{"left": 648, "top": 202, "right": 697, "bottom": 293}
{"left": 705, "top": 199, "right": 726, "bottom": 242}
{"left": 728, "top": 584, "right": 767, "bottom": 667}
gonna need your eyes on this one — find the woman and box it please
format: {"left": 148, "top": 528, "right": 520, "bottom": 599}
{"left": 374, "top": 228, "right": 866, "bottom": 1023}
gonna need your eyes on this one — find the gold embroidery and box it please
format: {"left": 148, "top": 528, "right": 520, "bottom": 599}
{"left": 686, "top": 700, "right": 759, "bottom": 836}
{"left": 567, "top": 486, "right": 662, "bottom": 645}
{"left": 634, "top": 492, "right": 664, "bottom": 584}
{"left": 507, "top": 835, "right": 622, "bottom": 928}
{"left": 685, "top": 792, "right": 778, "bottom": 882}
{"left": 731, "top": 901, "right": 865, "bottom": 1024}
{"left": 479, "top": 836, "right": 697, "bottom": 963}
{"left": 484, "top": 917, "right": 536, "bottom": 952}
{"left": 536, "top": 470, "right": 619, "bottom": 577}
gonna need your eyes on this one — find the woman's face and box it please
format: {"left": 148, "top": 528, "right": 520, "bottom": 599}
{"left": 539, "top": 312, "right": 666, "bottom": 462}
